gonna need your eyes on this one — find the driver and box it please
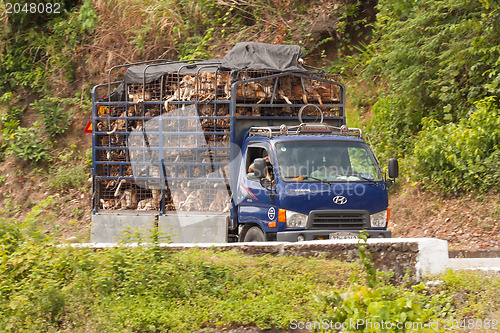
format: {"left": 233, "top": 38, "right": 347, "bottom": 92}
{"left": 248, "top": 150, "right": 273, "bottom": 181}
{"left": 310, "top": 152, "right": 343, "bottom": 179}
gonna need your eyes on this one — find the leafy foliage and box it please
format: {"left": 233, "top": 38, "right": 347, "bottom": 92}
{"left": 31, "top": 96, "right": 77, "bottom": 138}
{"left": 367, "top": 0, "right": 500, "bottom": 125}
{"left": 0, "top": 92, "right": 24, "bottom": 125}
{"left": 325, "top": 234, "right": 448, "bottom": 332}
{"left": 0, "top": 1, "right": 86, "bottom": 92}
{"left": 78, "top": 0, "right": 99, "bottom": 33}
{"left": 358, "top": 0, "right": 500, "bottom": 192}
{"left": 0, "top": 221, "right": 357, "bottom": 332}
{"left": 1, "top": 220, "right": 499, "bottom": 332}
{"left": 0, "top": 1, "right": 92, "bottom": 164}
{"left": 413, "top": 97, "right": 500, "bottom": 194}
{"left": 48, "top": 144, "right": 90, "bottom": 191}
{"left": 1, "top": 121, "right": 52, "bottom": 163}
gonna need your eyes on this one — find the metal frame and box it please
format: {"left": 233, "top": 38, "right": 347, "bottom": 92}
{"left": 92, "top": 63, "right": 346, "bottom": 217}
{"left": 248, "top": 123, "right": 362, "bottom": 139}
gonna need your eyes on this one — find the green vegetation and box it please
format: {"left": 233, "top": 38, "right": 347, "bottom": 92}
{"left": 414, "top": 97, "right": 500, "bottom": 193}
{"left": 326, "top": 233, "right": 445, "bottom": 332}
{"left": 352, "top": 0, "right": 500, "bottom": 194}
{"left": 0, "top": 0, "right": 90, "bottom": 165}
{"left": 31, "top": 96, "right": 78, "bottom": 138}
{"left": 0, "top": 93, "right": 53, "bottom": 163}
{"left": 0, "top": 1, "right": 90, "bottom": 92}
{"left": 1, "top": 120, "right": 52, "bottom": 163}
{"left": 48, "top": 145, "right": 90, "bottom": 191}
{"left": 1, "top": 221, "right": 499, "bottom": 332}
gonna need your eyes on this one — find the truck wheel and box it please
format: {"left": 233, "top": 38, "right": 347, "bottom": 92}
{"left": 243, "top": 226, "right": 266, "bottom": 242}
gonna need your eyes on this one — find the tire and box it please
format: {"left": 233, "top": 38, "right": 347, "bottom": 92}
{"left": 243, "top": 226, "right": 266, "bottom": 242}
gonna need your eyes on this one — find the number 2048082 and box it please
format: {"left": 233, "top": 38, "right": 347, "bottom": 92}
{"left": 443, "top": 318, "right": 498, "bottom": 330}
{"left": 5, "top": 2, "right": 61, "bottom": 14}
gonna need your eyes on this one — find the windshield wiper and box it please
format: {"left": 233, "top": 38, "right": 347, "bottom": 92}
{"left": 284, "top": 175, "right": 333, "bottom": 185}
{"left": 343, "top": 172, "right": 378, "bottom": 185}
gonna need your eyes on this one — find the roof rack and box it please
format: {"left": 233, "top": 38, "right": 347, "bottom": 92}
{"left": 248, "top": 104, "right": 362, "bottom": 138}
{"left": 249, "top": 123, "right": 362, "bottom": 138}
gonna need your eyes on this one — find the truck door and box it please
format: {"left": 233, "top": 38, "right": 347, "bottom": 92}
{"left": 238, "top": 143, "right": 278, "bottom": 236}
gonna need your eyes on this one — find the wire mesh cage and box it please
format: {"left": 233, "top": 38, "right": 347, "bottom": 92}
{"left": 93, "top": 66, "right": 343, "bottom": 213}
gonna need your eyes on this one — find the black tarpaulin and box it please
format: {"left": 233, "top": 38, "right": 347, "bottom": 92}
{"left": 121, "top": 59, "right": 222, "bottom": 85}
{"left": 220, "top": 42, "right": 306, "bottom": 73}
{"left": 107, "top": 60, "right": 221, "bottom": 101}
{"left": 105, "top": 43, "right": 307, "bottom": 101}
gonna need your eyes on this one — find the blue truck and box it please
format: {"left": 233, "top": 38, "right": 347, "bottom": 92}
{"left": 91, "top": 43, "right": 398, "bottom": 243}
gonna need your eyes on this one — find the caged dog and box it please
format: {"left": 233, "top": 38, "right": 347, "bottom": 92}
{"left": 164, "top": 75, "right": 197, "bottom": 111}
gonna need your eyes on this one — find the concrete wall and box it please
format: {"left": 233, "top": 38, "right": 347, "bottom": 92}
{"left": 84, "top": 238, "right": 449, "bottom": 279}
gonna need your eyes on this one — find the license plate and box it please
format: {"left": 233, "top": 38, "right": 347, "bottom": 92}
{"left": 329, "top": 232, "right": 358, "bottom": 240}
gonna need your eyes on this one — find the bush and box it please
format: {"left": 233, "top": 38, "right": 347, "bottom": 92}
{"left": 0, "top": 239, "right": 356, "bottom": 332}
{"left": 31, "top": 97, "right": 75, "bottom": 138}
{"left": 413, "top": 97, "right": 500, "bottom": 193}
{"left": 324, "top": 234, "right": 449, "bottom": 332}
{"left": 0, "top": 2, "right": 88, "bottom": 92}
{"left": 1, "top": 225, "right": 499, "bottom": 332}
{"left": 0, "top": 93, "right": 25, "bottom": 128}
{"left": 48, "top": 145, "right": 90, "bottom": 191}
{"left": 363, "top": 0, "right": 500, "bottom": 166}
{"left": 1, "top": 121, "right": 52, "bottom": 163}
{"left": 48, "top": 164, "right": 88, "bottom": 191}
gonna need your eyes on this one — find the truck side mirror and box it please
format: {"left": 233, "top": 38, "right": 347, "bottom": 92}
{"left": 253, "top": 158, "right": 267, "bottom": 179}
{"left": 254, "top": 158, "right": 275, "bottom": 201}
{"left": 388, "top": 158, "right": 399, "bottom": 179}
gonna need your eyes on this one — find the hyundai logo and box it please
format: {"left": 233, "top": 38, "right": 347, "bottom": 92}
{"left": 333, "top": 196, "right": 347, "bottom": 205}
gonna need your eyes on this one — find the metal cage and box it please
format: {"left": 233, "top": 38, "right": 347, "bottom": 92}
{"left": 92, "top": 62, "right": 345, "bottom": 214}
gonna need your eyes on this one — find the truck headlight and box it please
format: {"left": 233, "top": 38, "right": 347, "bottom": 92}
{"left": 370, "top": 210, "right": 388, "bottom": 228}
{"left": 286, "top": 210, "right": 308, "bottom": 228}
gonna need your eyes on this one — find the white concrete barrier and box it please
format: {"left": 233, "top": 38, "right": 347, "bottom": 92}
{"left": 74, "top": 238, "right": 451, "bottom": 279}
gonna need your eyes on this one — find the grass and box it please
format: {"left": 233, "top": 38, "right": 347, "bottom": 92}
{"left": 48, "top": 163, "right": 89, "bottom": 191}
{"left": 48, "top": 145, "right": 91, "bottom": 192}
{"left": 438, "top": 269, "right": 500, "bottom": 321}
{"left": 1, "top": 212, "right": 499, "bottom": 332}
{"left": 1, "top": 222, "right": 499, "bottom": 333}
{"left": 0, "top": 243, "right": 361, "bottom": 332}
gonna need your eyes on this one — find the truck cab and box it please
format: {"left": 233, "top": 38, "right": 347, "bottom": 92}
{"left": 237, "top": 120, "right": 398, "bottom": 242}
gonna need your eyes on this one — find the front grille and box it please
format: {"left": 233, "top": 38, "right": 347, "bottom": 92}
{"left": 307, "top": 210, "right": 370, "bottom": 230}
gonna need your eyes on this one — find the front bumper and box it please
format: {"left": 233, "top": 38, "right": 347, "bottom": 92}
{"left": 276, "top": 229, "right": 391, "bottom": 242}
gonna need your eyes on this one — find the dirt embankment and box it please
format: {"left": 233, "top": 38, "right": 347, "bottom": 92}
{"left": 389, "top": 183, "right": 499, "bottom": 251}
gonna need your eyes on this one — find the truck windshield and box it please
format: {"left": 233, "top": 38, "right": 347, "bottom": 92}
{"left": 275, "top": 140, "right": 383, "bottom": 182}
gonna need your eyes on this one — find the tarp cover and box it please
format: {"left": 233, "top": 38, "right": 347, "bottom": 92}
{"left": 221, "top": 42, "right": 306, "bottom": 73}
{"left": 106, "top": 43, "right": 307, "bottom": 101}
{"left": 108, "top": 60, "right": 221, "bottom": 101}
